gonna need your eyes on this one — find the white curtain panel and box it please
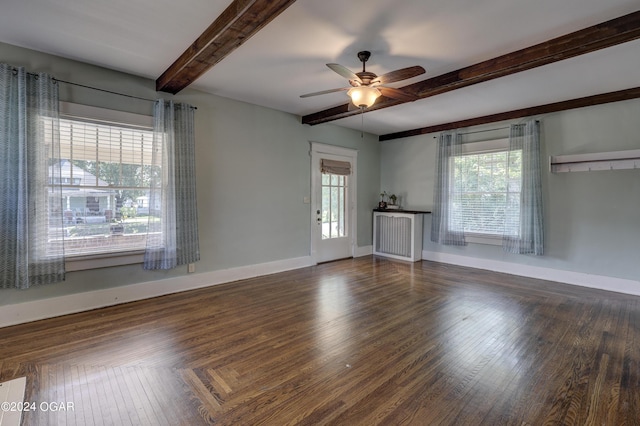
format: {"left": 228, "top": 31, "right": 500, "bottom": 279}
{"left": 144, "top": 100, "right": 200, "bottom": 270}
{"left": 503, "top": 120, "right": 544, "bottom": 255}
{"left": 431, "top": 130, "right": 467, "bottom": 246}
{"left": 0, "top": 64, "right": 65, "bottom": 289}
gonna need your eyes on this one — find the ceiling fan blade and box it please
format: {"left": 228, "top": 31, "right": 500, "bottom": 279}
{"left": 378, "top": 87, "right": 419, "bottom": 102}
{"left": 300, "top": 87, "right": 350, "bottom": 98}
{"left": 327, "top": 63, "right": 362, "bottom": 83}
{"left": 374, "top": 66, "right": 426, "bottom": 85}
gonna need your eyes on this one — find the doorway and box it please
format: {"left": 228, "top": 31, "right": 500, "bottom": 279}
{"left": 310, "top": 142, "right": 358, "bottom": 264}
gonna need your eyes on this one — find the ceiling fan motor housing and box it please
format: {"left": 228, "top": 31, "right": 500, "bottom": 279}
{"left": 356, "top": 71, "right": 378, "bottom": 85}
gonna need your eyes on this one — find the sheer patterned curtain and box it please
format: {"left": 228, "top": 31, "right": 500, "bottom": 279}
{"left": 0, "top": 64, "right": 65, "bottom": 289}
{"left": 144, "top": 99, "right": 200, "bottom": 270}
{"left": 503, "top": 120, "right": 544, "bottom": 255}
{"left": 431, "top": 130, "right": 466, "bottom": 246}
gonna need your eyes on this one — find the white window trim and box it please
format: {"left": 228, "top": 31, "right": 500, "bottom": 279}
{"left": 59, "top": 102, "right": 153, "bottom": 271}
{"left": 455, "top": 137, "right": 510, "bottom": 245}
{"left": 66, "top": 250, "right": 145, "bottom": 271}
{"left": 458, "top": 138, "right": 508, "bottom": 155}
{"left": 464, "top": 234, "right": 503, "bottom": 246}
{"left": 60, "top": 102, "right": 153, "bottom": 128}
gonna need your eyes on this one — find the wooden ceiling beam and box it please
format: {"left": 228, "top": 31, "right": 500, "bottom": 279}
{"left": 156, "top": 0, "right": 297, "bottom": 94}
{"left": 302, "top": 11, "right": 640, "bottom": 126}
{"left": 379, "top": 87, "right": 640, "bottom": 141}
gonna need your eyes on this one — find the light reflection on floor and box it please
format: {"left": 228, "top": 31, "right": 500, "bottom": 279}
{"left": 314, "top": 277, "right": 353, "bottom": 362}
{"left": 439, "top": 288, "right": 528, "bottom": 390}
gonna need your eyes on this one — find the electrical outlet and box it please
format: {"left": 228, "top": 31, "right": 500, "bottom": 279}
{"left": 188, "top": 263, "right": 195, "bottom": 273}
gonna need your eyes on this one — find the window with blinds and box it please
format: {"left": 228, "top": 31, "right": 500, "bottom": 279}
{"left": 451, "top": 142, "right": 522, "bottom": 239}
{"left": 321, "top": 173, "right": 347, "bottom": 239}
{"left": 52, "top": 110, "right": 158, "bottom": 257}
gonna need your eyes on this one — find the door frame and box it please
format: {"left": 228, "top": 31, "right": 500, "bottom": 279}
{"left": 310, "top": 142, "right": 358, "bottom": 265}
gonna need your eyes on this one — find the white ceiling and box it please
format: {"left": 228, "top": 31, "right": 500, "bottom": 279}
{"left": 0, "top": 0, "right": 638, "bottom": 136}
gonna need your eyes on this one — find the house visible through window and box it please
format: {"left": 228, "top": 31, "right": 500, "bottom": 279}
{"left": 48, "top": 104, "right": 157, "bottom": 257}
{"left": 451, "top": 139, "right": 522, "bottom": 243}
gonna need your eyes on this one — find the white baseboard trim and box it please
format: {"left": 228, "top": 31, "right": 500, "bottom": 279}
{"left": 423, "top": 250, "right": 640, "bottom": 296}
{"left": 0, "top": 256, "right": 313, "bottom": 329}
{"left": 355, "top": 245, "right": 373, "bottom": 257}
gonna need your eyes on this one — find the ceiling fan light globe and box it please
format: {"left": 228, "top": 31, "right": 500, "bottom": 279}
{"left": 347, "top": 86, "right": 381, "bottom": 108}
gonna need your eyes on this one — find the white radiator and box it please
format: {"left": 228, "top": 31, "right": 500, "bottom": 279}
{"left": 373, "top": 211, "right": 424, "bottom": 262}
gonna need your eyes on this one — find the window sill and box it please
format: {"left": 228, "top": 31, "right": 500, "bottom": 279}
{"left": 65, "top": 250, "right": 144, "bottom": 272}
{"left": 465, "top": 234, "right": 503, "bottom": 246}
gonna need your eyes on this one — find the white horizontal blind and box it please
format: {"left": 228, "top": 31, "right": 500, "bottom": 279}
{"left": 59, "top": 118, "right": 154, "bottom": 178}
{"left": 51, "top": 116, "right": 157, "bottom": 256}
{"left": 453, "top": 150, "right": 522, "bottom": 236}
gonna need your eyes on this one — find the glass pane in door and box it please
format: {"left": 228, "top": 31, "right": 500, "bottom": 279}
{"left": 321, "top": 172, "right": 347, "bottom": 239}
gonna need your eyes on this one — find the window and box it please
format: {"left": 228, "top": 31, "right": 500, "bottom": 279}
{"left": 49, "top": 103, "right": 156, "bottom": 258}
{"left": 321, "top": 173, "right": 347, "bottom": 239}
{"left": 451, "top": 139, "right": 521, "bottom": 243}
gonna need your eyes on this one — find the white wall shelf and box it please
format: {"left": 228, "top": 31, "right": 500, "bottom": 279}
{"left": 550, "top": 149, "right": 640, "bottom": 173}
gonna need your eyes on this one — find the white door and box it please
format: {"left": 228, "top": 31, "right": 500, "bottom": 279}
{"left": 310, "top": 143, "right": 357, "bottom": 263}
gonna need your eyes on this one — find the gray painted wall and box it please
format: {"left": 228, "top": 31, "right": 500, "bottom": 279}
{"left": 381, "top": 99, "right": 640, "bottom": 282}
{"left": 0, "top": 42, "right": 381, "bottom": 305}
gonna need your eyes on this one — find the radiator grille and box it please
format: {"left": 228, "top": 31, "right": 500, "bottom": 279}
{"left": 375, "top": 215, "right": 412, "bottom": 257}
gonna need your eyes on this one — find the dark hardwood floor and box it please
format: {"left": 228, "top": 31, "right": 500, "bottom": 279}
{"left": 2, "top": 256, "right": 640, "bottom": 425}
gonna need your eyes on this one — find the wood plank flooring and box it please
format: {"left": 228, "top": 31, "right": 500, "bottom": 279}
{"left": 2, "top": 256, "right": 640, "bottom": 425}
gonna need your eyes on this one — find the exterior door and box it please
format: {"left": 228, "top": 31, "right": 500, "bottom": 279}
{"left": 310, "top": 143, "right": 357, "bottom": 263}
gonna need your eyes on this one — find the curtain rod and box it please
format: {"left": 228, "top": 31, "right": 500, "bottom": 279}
{"left": 53, "top": 78, "right": 157, "bottom": 103}
{"left": 55, "top": 78, "right": 197, "bottom": 109}
{"left": 461, "top": 126, "right": 510, "bottom": 135}
{"left": 18, "top": 69, "right": 197, "bottom": 109}
{"left": 433, "top": 126, "right": 509, "bottom": 139}
{"left": 432, "top": 120, "right": 539, "bottom": 138}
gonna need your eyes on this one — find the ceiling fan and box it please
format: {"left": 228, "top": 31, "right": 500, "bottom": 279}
{"left": 300, "top": 51, "right": 425, "bottom": 109}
